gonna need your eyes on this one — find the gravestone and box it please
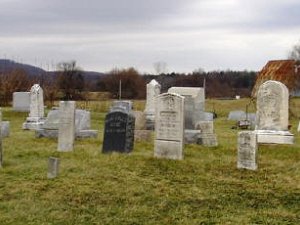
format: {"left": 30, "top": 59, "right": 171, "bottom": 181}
{"left": 168, "top": 87, "right": 205, "bottom": 128}
{"left": 23, "top": 84, "right": 45, "bottom": 130}
{"left": 195, "top": 121, "right": 218, "bottom": 146}
{"left": 1, "top": 121, "right": 10, "bottom": 138}
{"left": 12, "top": 92, "right": 30, "bottom": 112}
{"left": 133, "top": 111, "right": 152, "bottom": 142}
{"left": 255, "top": 80, "right": 294, "bottom": 144}
{"left": 144, "top": 79, "right": 161, "bottom": 129}
{"left": 47, "top": 157, "right": 60, "bottom": 179}
{"left": 110, "top": 100, "right": 133, "bottom": 113}
{"left": 204, "top": 112, "right": 214, "bottom": 121}
{"left": 57, "top": 101, "right": 76, "bottom": 152}
{"left": 102, "top": 111, "right": 135, "bottom": 153}
{"left": 154, "top": 93, "right": 184, "bottom": 160}
{"left": 36, "top": 108, "right": 97, "bottom": 138}
{"left": 237, "top": 131, "right": 257, "bottom": 170}
{"left": 0, "top": 109, "right": 2, "bottom": 168}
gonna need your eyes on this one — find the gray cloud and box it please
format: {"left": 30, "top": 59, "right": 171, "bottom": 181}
{"left": 0, "top": 0, "right": 299, "bottom": 72}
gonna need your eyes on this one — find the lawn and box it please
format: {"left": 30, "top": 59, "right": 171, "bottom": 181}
{"left": 0, "top": 98, "right": 299, "bottom": 225}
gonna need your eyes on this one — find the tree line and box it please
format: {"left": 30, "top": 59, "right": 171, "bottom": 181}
{"left": 0, "top": 61, "right": 257, "bottom": 106}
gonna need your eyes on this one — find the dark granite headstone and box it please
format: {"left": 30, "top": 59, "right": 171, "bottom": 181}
{"left": 102, "top": 111, "right": 135, "bottom": 153}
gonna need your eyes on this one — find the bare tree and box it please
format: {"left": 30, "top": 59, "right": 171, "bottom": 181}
{"left": 288, "top": 40, "right": 300, "bottom": 61}
{"left": 56, "top": 60, "right": 85, "bottom": 100}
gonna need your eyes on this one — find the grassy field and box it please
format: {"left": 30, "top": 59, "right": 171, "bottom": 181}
{"left": 0, "top": 98, "right": 299, "bottom": 225}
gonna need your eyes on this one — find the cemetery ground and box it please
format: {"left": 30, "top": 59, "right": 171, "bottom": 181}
{"left": 0, "top": 98, "right": 299, "bottom": 225}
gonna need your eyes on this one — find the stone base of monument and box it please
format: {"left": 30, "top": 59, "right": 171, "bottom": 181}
{"left": 255, "top": 130, "right": 294, "bottom": 144}
{"left": 134, "top": 130, "right": 152, "bottom": 142}
{"left": 23, "top": 118, "right": 45, "bottom": 130}
{"left": 36, "top": 129, "right": 98, "bottom": 139}
{"left": 154, "top": 140, "right": 183, "bottom": 160}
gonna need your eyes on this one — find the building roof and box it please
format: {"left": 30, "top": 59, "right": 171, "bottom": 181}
{"left": 252, "top": 59, "right": 300, "bottom": 97}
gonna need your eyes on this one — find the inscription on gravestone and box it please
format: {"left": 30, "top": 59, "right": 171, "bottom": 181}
{"left": 154, "top": 93, "right": 184, "bottom": 160}
{"left": 237, "top": 131, "right": 257, "bottom": 170}
{"left": 102, "top": 111, "right": 135, "bottom": 153}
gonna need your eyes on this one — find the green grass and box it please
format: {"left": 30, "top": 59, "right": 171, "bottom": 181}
{"left": 0, "top": 99, "right": 299, "bottom": 225}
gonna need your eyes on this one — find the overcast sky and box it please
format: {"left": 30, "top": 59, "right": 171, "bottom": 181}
{"left": 1, "top": 0, "right": 300, "bottom": 73}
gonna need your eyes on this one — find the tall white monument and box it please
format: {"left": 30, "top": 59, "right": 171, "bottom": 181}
{"left": 144, "top": 79, "right": 161, "bottom": 129}
{"left": 23, "top": 84, "right": 45, "bottom": 130}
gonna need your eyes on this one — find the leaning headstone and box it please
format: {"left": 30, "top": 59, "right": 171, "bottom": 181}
{"left": 0, "top": 109, "right": 2, "bottom": 168}
{"left": 23, "top": 84, "right": 45, "bottom": 130}
{"left": 154, "top": 93, "right": 184, "bottom": 160}
{"left": 12, "top": 92, "right": 30, "bottom": 112}
{"left": 102, "top": 111, "right": 135, "bottom": 153}
{"left": 57, "top": 101, "right": 76, "bottom": 152}
{"left": 144, "top": 79, "right": 161, "bottom": 130}
{"left": 237, "top": 131, "right": 258, "bottom": 170}
{"left": 255, "top": 80, "right": 294, "bottom": 144}
{"left": 47, "top": 157, "right": 60, "bottom": 179}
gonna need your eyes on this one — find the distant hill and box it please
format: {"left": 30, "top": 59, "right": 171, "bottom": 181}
{"left": 0, "top": 59, "right": 106, "bottom": 83}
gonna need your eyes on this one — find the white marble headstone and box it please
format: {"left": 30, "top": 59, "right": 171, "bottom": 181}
{"left": 12, "top": 92, "right": 30, "bottom": 112}
{"left": 154, "top": 93, "right": 184, "bottom": 160}
{"left": 255, "top": 80, "right": 293, "bottom": 144}
{"left": 237, "top": 131, "right": 257, "bottom": 170}
{"left": 58, "top": 101, "right": 76, "bottom": 152}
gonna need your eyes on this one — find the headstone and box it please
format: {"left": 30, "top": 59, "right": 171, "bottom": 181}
{"left": 57, "top": 101, "right": 76, "bottom": 152}
{"left": 134, "top": 130, "right": 152, "bottom": 142}
{"left": 168, "top": 87, "right": 205, "bottom": 128}
{"left": 154, "top": 93, "right": 184, "bottom": 160}
{"left": 237, "top": 131, "right": 258, "bottom": 170}
{"left": 204, "top": 112, "right": 214, "bottom": 121}
{"left": 47, "top": 157, "right": 60, "bottom": 179}
{"left": 144, "top": 79, "right": 161, "bottom": 130}
{"left": 1, "top": 121, "right": 10, "bottom": 138}
{"left": 102, "top": 111, "right": 135, "bottom": 153}
{"left": 133, "top": 111, "right": 146, "bottom": 130}
{"left": 22, "top": 84, "right": 45, "bottom": 130}
{"left": 195, "top": 121, "right": 218, "bottom": 147}
{"left": 36, "top": 108, "right": 97, "bottom": 138}
{"left": 12, "top": 92, "right": 30, "bottom": 112}
{"left": 0, "top": 109, "right": 2, "bottom": 168}
{"left": 228, "top": 111, "right": 246, "bottom": 121}
{"left": 110, "top": 100, "right": 133, "bottom": 113}
{"left": 255, "top": 80, "right": 294, "bottom": 144}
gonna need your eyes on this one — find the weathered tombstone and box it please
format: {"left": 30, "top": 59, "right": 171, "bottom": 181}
{"left": 12, "top": 92, "right": 30, "bottom": 112}
{"left": 23, "top": 84, "right": 45, "bottom": 130}
{"left": 0, "top": 109, "right": 2, "bottom": 168}
{"left": 47, "top": 157, "right": 60, "bottom": 179}
{"left": 1, "top": 121, "right": 10, "bottom": 138}
{"left": 133, "top": 111, "right": 152, "bottom": 142}
{"left": 144, "top": 79, "right": 161, "bottom": 129}
{"left": 36, "top": 108, "right": 97, "bottom": 138}
{"left": 237, "top": 131, "right": 258, "bottom": 170}
{"left": 168, "top": 87, "right": 205, "bottom": 128}
{"left": 154, "top": 93, "right": 184, "bottom": 160}
{"left": 255, "top": 80, "right": 294, "bottom": 144}
{"left": 102, "top": 111, "right": 135, "bottom": 153}
{"left": 195, "top": 121, "right": 218, "bottom": 147}
{"left": 57, "top": 101, "right": 76, "bottom": 152}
